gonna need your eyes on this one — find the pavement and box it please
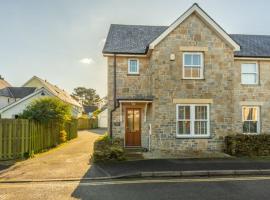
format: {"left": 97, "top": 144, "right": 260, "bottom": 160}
{"left": 90, "top": 158, "right": 270, "bottom": 178}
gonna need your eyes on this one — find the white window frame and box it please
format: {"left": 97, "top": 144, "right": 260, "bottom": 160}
{"left": 241, "top": 62, "right": 259, "bottom": 85}
{"left": 176, "top": 104, "right": 210, "bottom": 138}
{"left": 182, "top": 52, "right": 204, "bottom": 79}
{"left": 128, "top": 58, "right": 139, "bottom": 74}
{"left": 242, "top": 106, "right": 260, "bottom": 134}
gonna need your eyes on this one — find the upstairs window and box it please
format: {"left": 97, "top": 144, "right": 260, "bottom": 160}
{"left": 241, "top": 63, "right": 258, "bottom": 84}
{"left": 242, "top": 106, "right": 260, "bottom": 134}
{"left": 128, "top": 59, "right": 139, "bottom": 74}
{"left": 183, "top": 52, "right": 203, "bottom": 79}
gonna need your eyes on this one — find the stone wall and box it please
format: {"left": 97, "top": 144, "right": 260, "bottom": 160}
{"left": 148, "top": 13, "right": 235, "bottom": 152}
{"left": 107, "top": 56, "right": 152, "bottom": 147}
{"left": 232, "top": 60, "right": 270, "bottom": 134}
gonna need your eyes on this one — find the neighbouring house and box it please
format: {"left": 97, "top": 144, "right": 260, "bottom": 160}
{"left": 83, "top": 105, "right": 98, "bottom": 117}
{"left": 23, "top": 76, "right": 83, "bottom": 117}
{"left": 103, "top": 3, "right": 270, "bottom": 153}
{"left": 0, "top": 87, "right": 36, "bottom": 109}
{"left": 0, "top": 75, "right": 11, "bottom": 89}
{"left": 98, "top": 107, "right": 108, "bottom": 128}
{"left": 0, "top": 76, "right": 83, "bottom": 118}
{"left": 0, "top": 87, "right": 52, "bottom": 118}
{"left": 97, "top": 96, "right": 108, "bottom": 109}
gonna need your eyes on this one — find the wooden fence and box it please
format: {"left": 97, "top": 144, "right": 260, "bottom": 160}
{"left": 77, "top": 118, "right": 98, "bottom": 130}
{"left": 0, "top": 119, "right": 78, "bottom": 160}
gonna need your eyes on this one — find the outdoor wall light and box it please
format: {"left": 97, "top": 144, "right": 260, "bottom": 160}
{"left": 170, "top": 54, "right": 175, "bottom": 61}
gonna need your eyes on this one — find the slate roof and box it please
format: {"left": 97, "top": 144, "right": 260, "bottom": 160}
{"left": 230, "top": 34, "right": 270, "bottom": 57}
{"left": 117, "top": 96, "right": 155, "bottom": 101}
{"left": 83, "top": 105, "right": 98, "bottom": 114}
{"left": 0, "top": 87, "right": 36, "bottom": 98}
{"left": 103, "top": 24, "right": 167, "bottom": 54}
{"left": 103, "top": 24, "right": 270, "bottom": 58}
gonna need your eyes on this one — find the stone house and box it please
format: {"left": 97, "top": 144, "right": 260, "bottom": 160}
{"left": 102, "top": 3, "right": 270, "bottom": 153}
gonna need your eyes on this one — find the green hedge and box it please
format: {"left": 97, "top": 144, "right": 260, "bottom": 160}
{"left": 225, "top": 134, "right": 270, "bottom": 156}
{"left": 93, "top": 134, "right": 125, "bottom": 162}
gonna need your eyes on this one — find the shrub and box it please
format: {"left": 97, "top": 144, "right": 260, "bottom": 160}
{"left": 19, "top": 97, "right": 71, "bottom": 124}
{"left": 93, "top": 133, "right": 125, "bottom": 162}
{"left": 59, "top": 130, "right": 67, "bottom": 143}
{"left": 225, "top": 134, "right": 270, "bottom": 156}
{"left": 92, "top": 109, "right": 101, "bottom": 117}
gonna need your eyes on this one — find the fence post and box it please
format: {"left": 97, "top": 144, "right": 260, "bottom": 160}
{"left": 0, "top": 120, "right": 2, "bottom": 160}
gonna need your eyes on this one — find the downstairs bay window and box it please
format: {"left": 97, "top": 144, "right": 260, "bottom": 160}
{"left": 176, "top": 104, "right": 210, "bottom": 138}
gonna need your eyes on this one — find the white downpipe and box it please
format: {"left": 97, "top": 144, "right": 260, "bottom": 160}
{"left": 148, "top": 123, "right": 152, "bottom": 151}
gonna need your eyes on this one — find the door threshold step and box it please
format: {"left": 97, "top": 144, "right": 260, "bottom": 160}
{"left": 124, "top": 147, "right": 147, "bottom": 153}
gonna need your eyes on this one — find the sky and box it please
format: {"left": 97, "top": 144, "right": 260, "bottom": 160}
{"left": 1, "top": 0, "right": 270, "bottom": 97}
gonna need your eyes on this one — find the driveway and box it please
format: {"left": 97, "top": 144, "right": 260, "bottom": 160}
{"left": 0, "top": 129, "right": 104, "bottom": 181}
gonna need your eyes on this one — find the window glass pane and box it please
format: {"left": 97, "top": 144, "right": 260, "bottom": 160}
{"left": 178, "top": 106, "right": 190, "bottom": 120}
{"left": 192, "top": 67, "right": 200, "bottom": 78}
{"left": 243, "top": 107, "right": 257, "bottom": 121}
{"left": 195, "top": 106, "right": 207, "bottom": 120}
{"left": 242, "top": 74, "right": 256, "bottom": 84}
{"left": 129, "top": 60, "right": 138, "bottom": 73}
{"left": 195, "top": 121, "right": 207, "bottom": 135}
{"left": 178, "top": 121, "right": 190, "bottom": 135}
{"left": 184, "top": 67, "right": 192, "bottom": 77}
{"left": 243, "top": 121, "right": 257, "bottom": 133}
{"left": 127, "top": 110, "right": 134, "bottom": 131}
{"left": 133, "top": 110, "right": 140, "bottom": 131}
{"left": 242, "top": 64, "right": 257, "bottom": 73}
{"left": 184, "top": 54, "right": 192, "bottom": 65}
{"left": 193, "top": 54, "right": 201, "bottom": 65}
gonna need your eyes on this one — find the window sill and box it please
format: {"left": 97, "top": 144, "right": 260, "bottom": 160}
{"left": 242, "top": 132, "right": 260, "bottom": 135}
{"left": 176, "top": 135, "right": 211, "bottom": 139}
{"left": 241, "top": 84, "right": 260, "bottom": 86}
{"left": 182, "top": 78, "right": 205, "bottom": 80}
{"left": 127, "top": 73, "right": 140, "bottom": 76}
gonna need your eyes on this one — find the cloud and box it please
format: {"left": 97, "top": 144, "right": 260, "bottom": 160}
{"left": 79, "top": 58, "right": 94, "bottom": 65}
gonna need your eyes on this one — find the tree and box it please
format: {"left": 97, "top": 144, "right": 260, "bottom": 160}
{"left": 71, "top": 87, "right": 101, "bottom": 106}
{"left": 19, "top": 97, "right": 71, "bottom": 124}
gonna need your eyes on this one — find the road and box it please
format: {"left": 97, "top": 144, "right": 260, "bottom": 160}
{"left": 1, "top": 176, "right": 270, "bottom": 200}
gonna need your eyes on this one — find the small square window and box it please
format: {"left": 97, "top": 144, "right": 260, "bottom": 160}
{"left": 183, "top": 53, "right": 203, "bottom": 79}
{"left": 241, "top": 63, "right": 258, "bottom": 84}
{"left": 128, "top": 59, "right": 139, "bottom": 74}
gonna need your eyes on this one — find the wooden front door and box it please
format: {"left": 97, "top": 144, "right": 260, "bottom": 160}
{"left": 125, "top": 108, "right": 141, "bottom": 147}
